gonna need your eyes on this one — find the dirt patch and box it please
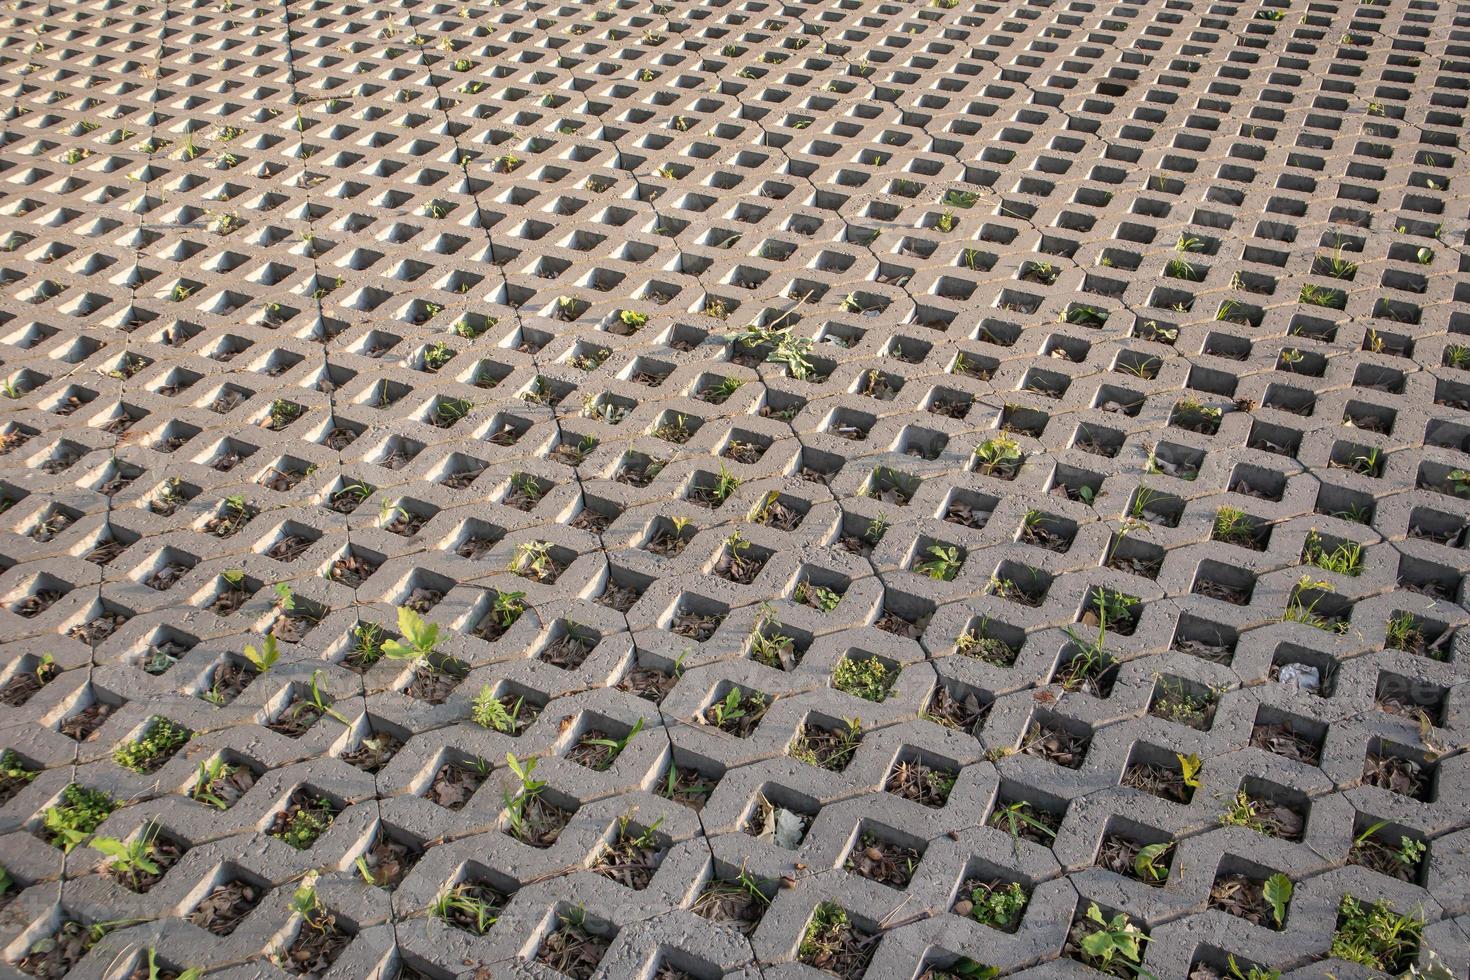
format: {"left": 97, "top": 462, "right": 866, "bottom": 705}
{"left": 404, "top": 666, "right": 459, "bottom": 704}
{"left": 1250, "top": 723, "right": 1320, "bottom": 764}
{"left": 536, "top": 918, "right": 609, "bottom": 979}
{"left": 60, "top": 703, "right": 115, "bottom": 741}
{"left": 924, "top": 685, "right": 989, "bottom": 736}
{"left": 693, "top": 878, "right": 769, "bottom": 934}
{"left": 340, "top": 732, "right": 403, "bottom": 773}
{"left": 0, "top": 661, "right": 57, "bottom": 705}
{"left": 1121, "top": 763, "right": 1190, "bottom": 803}
{"left": 16, "top": 920, "right": 93, "bottom": 977}
{"left": 427, "top": 763, "right": 487, "bottom": 810}
{"left": 885, "top": 759, "right": 955, "bottom": 808}
{"left": 658, "top": 766, "right": 717, "bottom": 811}
{"left": 1363, "top": 753, "right": 1430, "bottom": 799}
{"left": 360, "top": 832, "right": 420, "bottom": 890}
{"left": 617, "top": 665, "right": 676, "bottom": 703}
{"left": 190, "top": 879, "right": 265, "bottom": 936}
{"left": 1021, "top": 722, "right": 1087, "bottom": 768}
{"left": 845, "top": 834, "right": 921, "bottom": 887}
{"left": 1209, "top": 874, "right": 1275, "bottom": 927}
{"left": 278, "top": 911, "right": 353, "bottom": 975}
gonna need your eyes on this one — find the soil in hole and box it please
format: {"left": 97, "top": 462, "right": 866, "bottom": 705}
{"left": 536, "top": 919, "right": 609, "bottom": 979}
{"left": 113, "top": 836, "right": 185, "bottom": 893}
{"left": 340, "top": 732, "right": 402, "bottom": 773}
{"left": 885, "top": 759, "right": 956, "bottom": 808}
{"left": 427, "top": 763, "right": 486, "bottom": 810}
{"left": 278, "top": 912, "right": 353, "bottom": 975}
{"left": 658, "top": 766, "right": 717, "bottom": 810}
{"left": 508, "top": 795, "right": 572, "bottom": 847}
{"left": 190, "top": 879, "right": 265, "bottom": 936}
{"left": 1021, "top": 723, "right": 1086, "bottom": 768}
{"left": 16, "top": 920, "right": 93, "bottom": 977}
{"left": 1121, "top": 762, "right": 1190, "bottom": 803}
{"left": 592, "top": 828, "right": 665, "bottom": 889}
{"left": 1358, "top": 758, "right": 1428, "bottom": 799}
{"left": 692, "top": 878, "right": 768, "bottom": 934}
{"left": 617, "top": 665, "right": 676, "bottom": 703}
{"left": 844, "top": 834, "right": 921, "bottom": 887}
{"left": 1250, "top": 723, "right": 1320, "bottom": 764}
{"left": 404, "top": 666, "right": 459, "bottom": 704}
{"left": 60, "top": 703, "right": 115, "bottom": 741}
{"left": 1209, "top": 874, "right": 1276, "bottom": 928}
{"left": 1097, "top": 836, "right": 1168, "bottom": 886}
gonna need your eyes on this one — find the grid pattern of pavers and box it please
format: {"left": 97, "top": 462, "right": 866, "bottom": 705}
{"left": 1, "top": 0, "right": 1469, "bottom": 975}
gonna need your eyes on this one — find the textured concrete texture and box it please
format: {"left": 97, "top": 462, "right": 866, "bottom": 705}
{"left": 1, "top": 0, "right": 1469, "bottom": 976}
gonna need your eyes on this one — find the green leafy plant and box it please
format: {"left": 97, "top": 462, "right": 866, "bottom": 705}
{"left": 1302, "top": 530, "right": 1363, "bottom": 576}
{"left": 43, "top": 784, "right": 116, "bottom": 851}
{"left": 1213, "top": 506, "right": 1257, "bottom": 546}
{"left": 794, "top": 579, "right": 842, "bottom": 611}
{"left": 915, "top": 544, "right": 962, "bottom": 581}
{"left": 1329, "top": 896, "right": 1423, "bottom": 971}
{"left": 973, "top": 435, "right": 1022, "bottom": 477}
{"left": 1177, "top": 752, "right": 1202, "bottom": 789}
{"left": 510, "top": 540, "right": 557, "bottom": 581}
{"left": 833, "top": 655, "right": 891, "bottom": 702}
{"left": 91, "top": 822, "right": 162, "bottom": 887}
{"left": 578, "top": 718, "right": 644, "bottom": 769}
{"left": 1078, "top": 902, "right": 1146, "bottom": 971}
{"left": 113, "top": 717, "right": 190, "bottom": 773}
{"left": 502, "top": 752, "right": 546, "bottom": 839}
{"left": 472, "top": 685, "right": 522, "bottom": 733}
{"left": 990, "top": 800, "right": 1056, "bottom": 842}
{"left": 726, "top": 322, "right": 815, "bottom": 379}
{"left": 965, "top": 880, "right": 1028, "bottom": 930}
{"left": 1263, "top": 872, "right": 1292, "bottom": 927}
{"left": 243, "top": 633, "right": 280, "bottom": 673}
{"left": 1282, "top": 575, "right": 1347, "bottom": 634}
{"left": 190, "top": 758, "right": 238, "bottom": 810}
{"left": 1133, "top": 842, "right": 1172, "bottom": 883}
{"left": 430, "top": 884, "right": 502, "bottom": 934}
{"left": 380, "top": 606, "right": 438, "bottom": 669}
{"left": 272, "top": 797, "right": 334, "bottom": 849}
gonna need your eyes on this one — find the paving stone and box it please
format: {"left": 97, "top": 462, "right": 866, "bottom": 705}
{"left": 2, "top": 0, "right": 1470, "bottom": 974}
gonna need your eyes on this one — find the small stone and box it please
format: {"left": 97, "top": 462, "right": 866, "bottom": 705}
{"left": 953, "top": 899, "right": 973, "bottom": 916}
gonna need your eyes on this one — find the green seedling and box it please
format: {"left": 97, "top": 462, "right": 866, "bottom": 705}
{"left": 1078, "top": 903, "right": 1146, "bottom": 971}
{"left": 833, "top": 655, "right": 891, "bottom": 702}
{"left": 502, "top": 752, "right": 547, "bottom": 839}
{"left": 510, "top": 540, "right": 557, "bottom": 581}
{"left": 964, "top": 880, "right": 1028, "bottom": 930}
{"left": 1133, "top": 842, "right": 1172, "bottom": 883}
{"left": 43, "top": 784, "right": 116, "bottom": 852}
{"left": 1301, "top": 530, "right": 1363, "bottom": 576}
{"left": 1329, "top": 896, "right": 1423, "bottom": 971}
{"left": 973, "top": 435, "right": 1022, "bottom": 477}
{"left": 431, "top": 884, "right": 501, "bottom": 934}
{"left": 113, "top": 717, "right": 190, "bottom": 773}
{"left": 578, "top": 717, "right": 644, "bottom": 769}
{"left": 91, "top": 822, "right": 162, "bottom": 887}
{"left": 793, "top": 579, "right": 842, "bottom": 611}
{"left": 1177, "top": 752, "right": 1202, "bottom": 789}
{"left": 243, "top": 634, "right": 280, "bottom": 674}
{"left": 472, "top": 685, "right": 522, "bottom": 732}
{"left": 990, "top": 800, "right": 1056, "bottom": 842}
{"left": 915, "top": 544, "right": 962, "bottom": 582}
{"left": 380, "top": 606, "right": 439, "bottom": 669}
{"left": 489, "top": 591, "right": 527, "bottom": 629}
{"left": 190, "top": 758, "right": 238, "bottom": 810}
{"left": 1264, "top": 873, "right": 1292, "bottom": 927}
